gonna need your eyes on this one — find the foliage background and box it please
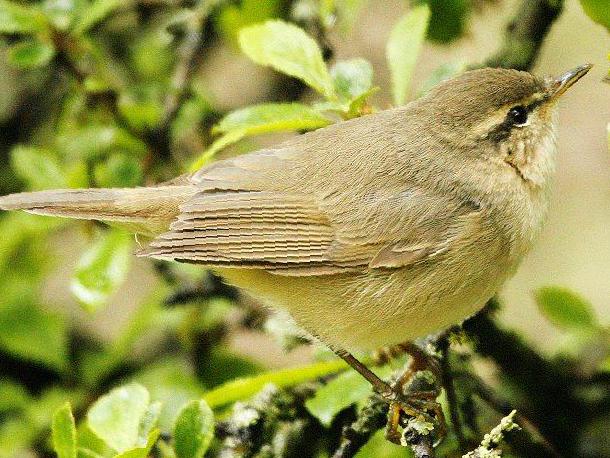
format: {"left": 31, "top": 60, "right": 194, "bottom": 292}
{"left": 0, "top": 0, "right": 608, "bottom": 457}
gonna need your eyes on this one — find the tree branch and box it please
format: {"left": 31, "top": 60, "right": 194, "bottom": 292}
{"left": 464, "top": 410, "right": 520, "bottom": 458}
{"left": 215, "top": 383, "right": 321, "bottom": 456}
{"left": 53, "top": 1, "right": 224, "bottom": 166}
{"left": 332, "top": 397, "right": 387, "bottom": 458}
{"left": 456, "top": 371, "right": 560, "bottom": 458}
{"left": 483, "top": 0, "right": 564, "bottom": 70}
{"left": 461, "top": 301, "right": 590, "bottom": 456}
{"left": 409, "top": 435, "right": 435, "bottom": 458}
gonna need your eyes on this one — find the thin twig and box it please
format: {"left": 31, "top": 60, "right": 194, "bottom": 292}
{"left": 158, "top": 0, "right": 225, "bottom": 132}
{"left": 164, "top": 271, "right": 239, "bottom": 306}
{"left": 463, "top": 410, "right": 520, "bottom": 458}
{"left": 438, "top": 337, "right": 468, "bottom": 453}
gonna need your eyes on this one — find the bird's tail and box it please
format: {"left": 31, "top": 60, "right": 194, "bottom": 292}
{"left": 0, "top": 185, "right": 198, "bottom": 236}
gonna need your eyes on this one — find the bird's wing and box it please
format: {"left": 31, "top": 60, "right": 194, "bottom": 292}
{"left": 143, "top": 190, "right": 360, "bottom": 275}
{"left": 142, "top": 152, "right": 482, "bottom": 276}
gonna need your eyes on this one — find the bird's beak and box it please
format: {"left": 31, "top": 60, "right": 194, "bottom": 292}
{"left": 548, "top": 64, "right": 593, "bottom": 99}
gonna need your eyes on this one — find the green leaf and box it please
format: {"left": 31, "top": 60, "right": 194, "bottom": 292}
{"left": 93, "top": 153, "right": 143, "bottom": 188}
{"left": 77, "top": 448, "right": 104, "bottom": 458}
{"left": 579, "top": 0, "right": 610, "bottom": 31}
{"left": 386, "top": 4, "right": 430, "bottom": 106}
{"left": 133, "top": 357, "right": 204, "bottom": 433}
{"left": 0, "top": 0, "right": 47, "bottom": 34}
{"left": 87, "top": 383, "right": 150, "bottom": 453}
{"left": 7, "top": 39, "right": 55, "bottom": 69}
{"left": 71, "top": 229, "right": 132, "bottom": 312}
{"left": 418, "top": 0, "right": 470, "bottom": 43}
{"left": 418, "top": 60, "right": 466, "bottom": 96}
{"left": 202, "top": 358, "right": 349, "bottom": 410}
{"left": 306, "top": 365, "right": 394, "bottom": 427}
{"left": 197, "top": 348, "right": 262, "bottom": 389}
{"left": 355, "top": 429, "right": 408, "bottom": 458}
{"left": 83, "top": 77, "right": 112, "bottom": 94}
{"left": 77, "top": 423, "right": 113, "bottom": 458}
{"left": 216, "top": 0, "right": 281, "bottom": 44}
{"left": 73, "top": 0, "right": 123, "bottom": 35}
{"left": 130, "top": 29, "right": 173, "bottom": 80}
{"left": 117, "top": 84, "right": 165, "bottom": 131}
{"left": 10, "top": 145, "right": 67, "bottom": 190}
{"left": 535, "top": 287, "right": 598, "bottom": 331}
{"left": 173, "top": 400, "right": 214, "bottom": 458}
{"left": 189, "top": 129, "right": 247, "bottom": 171}
{"left": 0, "top": 379, "right": 31, "bottom": 412}
{"left": 190, "top": 103, "right": 331, "bottom": 170}
{"left": 214, "top": 103, "right": 331, "bottom": 135}
{"left": 306, "top": 370, "right": 368, "bottom": 427}
{"left": 0, "top": 301, "right": 68, "bottom": 372}
{"left": 114, "top": 429, "right": 160, "bottom": 458}
{"left": 326, "top": 58, "right": 377, "bottom": 117}
{"left": 52, "top": 402, "right": 77, "bottom": 458}
{"left": 117, "top": 99, "right": 163, "bottom": 132}
{"left": 138, "top": 401, "right": 162, "bottom": 443}
{"left": 347, "top": 87, "right": 379, "bottom": 115}
{"left": 331, "top": 58, "right": 373, "bottom": 103}
{"left": 57, "top": 125, "right": 147, "bottom": 160}
{"left": 239, "top": 20, "right": 335, "bottom": 99}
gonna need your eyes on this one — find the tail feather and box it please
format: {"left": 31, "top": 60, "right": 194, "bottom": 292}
{"left": 0, "top": 185, "right": 197, "bottom": 236}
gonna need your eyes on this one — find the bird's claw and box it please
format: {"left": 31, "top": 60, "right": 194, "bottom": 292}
{"left": 383, "top": 393, "right": 446, "bottom": 446}
{"left": 377, "top": 345, "right": 446, "bottom": 447}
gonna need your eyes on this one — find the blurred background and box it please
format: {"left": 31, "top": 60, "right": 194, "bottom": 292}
{"left": 0, "top": 0, "right": 608, "bottom": 456}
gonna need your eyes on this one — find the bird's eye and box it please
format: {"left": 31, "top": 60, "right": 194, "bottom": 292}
{"left": 508, "top": 105, "right": 528, "bottom": 126}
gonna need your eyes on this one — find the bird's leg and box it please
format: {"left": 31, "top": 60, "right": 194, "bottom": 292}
{"left": 333, "top": 344, "right": 446, "bottom": 446}
{"left": 382, "top": 341, "right": 441, "bottom": 390}
{"left": 333, "top": 348, "right": 396, "bottom": 399}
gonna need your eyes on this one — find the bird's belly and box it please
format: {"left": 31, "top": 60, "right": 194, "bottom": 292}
{"left": 216, "top": 249, "right": 513, "bottom": 351}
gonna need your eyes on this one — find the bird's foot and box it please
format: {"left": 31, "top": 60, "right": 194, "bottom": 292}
{"left": 383, "top": 390, "right": 446, "bottom": 445}
{"left": 378, "top": 343, "right": 446, "bottom": 446}
{"left": 333, "top": 342, "right": 446, "bottom": 447}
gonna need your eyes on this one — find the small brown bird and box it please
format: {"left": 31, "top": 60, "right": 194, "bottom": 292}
{"left": 0, "top": 65, "right": 591, "bottom": 437}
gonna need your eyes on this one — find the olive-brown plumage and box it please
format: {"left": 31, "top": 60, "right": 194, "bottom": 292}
{"left": 0, "top": 66, "right": 591, "bottom": 351}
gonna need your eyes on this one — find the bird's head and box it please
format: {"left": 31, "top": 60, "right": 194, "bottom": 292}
{"left": 422, "top": 64, "right": 592, "bottom": 187}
